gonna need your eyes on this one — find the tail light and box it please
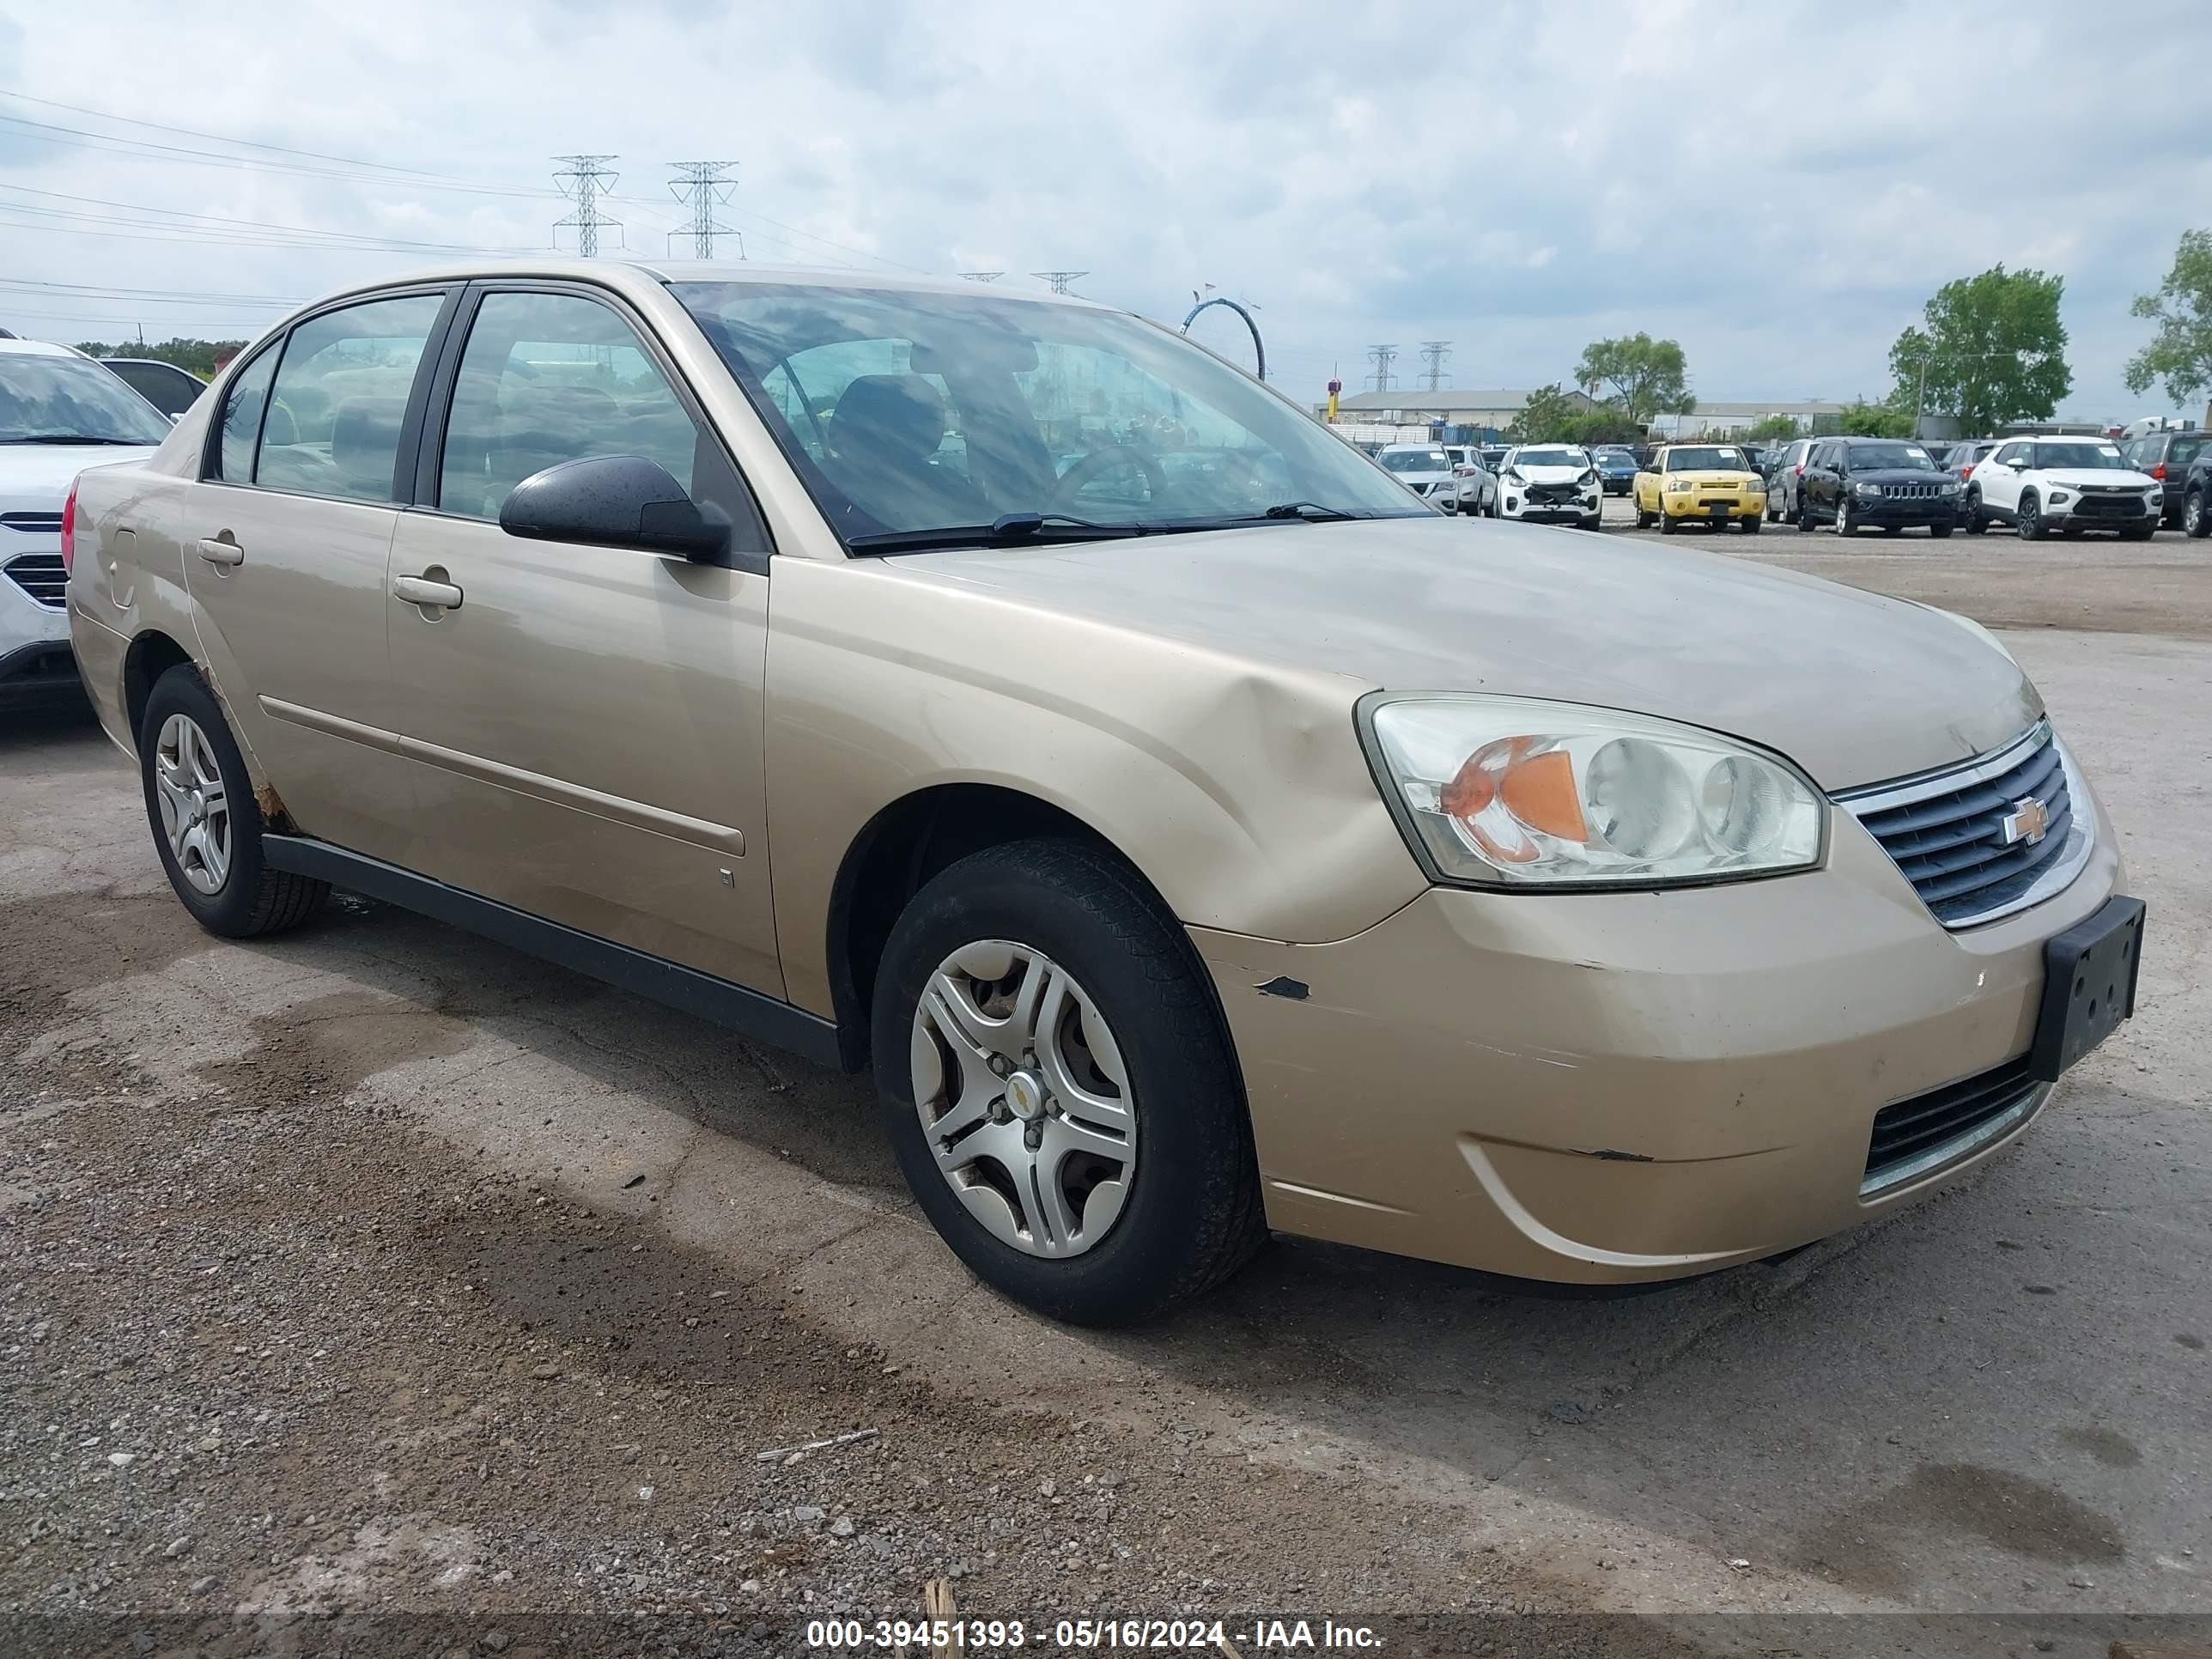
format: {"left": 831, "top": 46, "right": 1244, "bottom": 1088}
{"left": 1960, "top": 464, "right": 1976, "bottom": 479}
{"left": 1792, "top": 463, "right": 1804, "bottom": 477}
{"left": 59, "top": 480, "right": 79, "bottom": 575}
{"left": 2150, "top": 462, "right": 2167, "bottom": 481}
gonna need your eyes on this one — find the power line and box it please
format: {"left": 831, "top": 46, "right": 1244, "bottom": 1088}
{"left": 0, "top": 183, "right": 541, "bottom": 254}
{"left": 666, "top": 161, "right": 739, "bottom": 261}
{"left": 1366, "top": 343, "right": 1398, "bottom": 392}
{"left": 1419, "top": 340, "right": 1452, "bottom": 392}
{"left": 552, "top": 155, "right": 621, "bottom": 258}
{"left": 1031, "top": 270, "right": 1088, "bottom": 295}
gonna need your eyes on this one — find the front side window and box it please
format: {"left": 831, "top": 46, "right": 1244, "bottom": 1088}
{"left": 0, "top": 352, "right": 173, "bottom": 447}
{"left": 257, "top": 293, "right": 445, "bottom": 503}
{"left": 215, "top": 347, "right": 278, "bottom": 482}
{"left": 675, "top": 282, "right": 1425, "bottom": 545}
{"left": 438, "top": 291, "right": 701, "bottom": 521}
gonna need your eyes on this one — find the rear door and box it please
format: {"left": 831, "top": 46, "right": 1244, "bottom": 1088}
{"left": 382, "top": 282, "right": 782, "bottom": 996}
{"left": 183, "top": 286, "right": 457, "bottom": 862}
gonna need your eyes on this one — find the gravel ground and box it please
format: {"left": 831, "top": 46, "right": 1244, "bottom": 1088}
{"left": 3, "top": 537, "right": 2209, "bottom": 1657}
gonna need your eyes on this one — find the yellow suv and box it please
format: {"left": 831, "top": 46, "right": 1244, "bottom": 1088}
{"left": 1633, "top": 442, "right": 1767, "bottom": 534}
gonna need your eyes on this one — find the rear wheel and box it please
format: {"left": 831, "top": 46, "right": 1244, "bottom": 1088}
{"left": 871, "top": 839, "right": 1266, "bottom": 1326}
{"left": 1796, "top": 494, "right": 1815, "bottom": 532}
{"left": 138, "top": 665, "right": 327, "bottom": 938}
{"left": 1962, "top": 489, "right": 1987, "bottom": 534}
{"left": 2185, "top": 490, "right": 2209, "bottom": 539}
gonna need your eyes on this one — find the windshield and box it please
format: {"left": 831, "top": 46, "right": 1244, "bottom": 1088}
{"left": 1381, "top": 449, "right": 1451, "bottom": 473}
{"left": 1, "top": 352, "right": 172, "bottom": 445}
{"left": 1847, "top": 443, "right": 1936, "bottom": 471}
{"left": 2033, "top": 442, "right": 2124, "bottom": 470}
{"left": 1665, "top": 446, "right": 1747, "bottom": 471}
{"left": 1514, "top": 447, "right": 1588, "bottom": 469}
{"left": 672, "top": 282, "right": 1425, "bottom": 544}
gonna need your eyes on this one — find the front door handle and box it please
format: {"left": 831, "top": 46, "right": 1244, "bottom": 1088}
{"left": 392, "top": 574, "right": 464, "bottom": 611}
{"left": 197, "top": 537, "right": 244, "bottom": 567}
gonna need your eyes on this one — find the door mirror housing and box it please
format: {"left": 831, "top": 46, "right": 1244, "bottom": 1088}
{"left": 500, "top": 454, "right": 732, "bottom": 562}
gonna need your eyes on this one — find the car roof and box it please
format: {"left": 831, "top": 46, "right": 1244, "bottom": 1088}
{"left": 0, "top": 337, "right": 82, "bottom": 359}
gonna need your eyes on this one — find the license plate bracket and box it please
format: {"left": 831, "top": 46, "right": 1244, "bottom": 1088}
{"left": 2029, "top": 896, "right": 2146, "bottom": 1082}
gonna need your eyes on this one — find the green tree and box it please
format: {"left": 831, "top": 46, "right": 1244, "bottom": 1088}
{"left": 1573, "top": 333, "right": 1696, "bottom": 427}
{"left": 2124, "top": 228, "right": 2212, "bottom": 409}
{"left": 1887, "top": 264, "right": 2069, "bottom": 437}
{"left": 1747, "top": 413, "right": 1803, "bottom": 441}
{"left": 70, "top": 337, "right": 245, "bottom": 379}
{"left": 1838, "top": 401, "right": 1915, "bottom": 439}
{"left": 1508, "top": 382, "right": 1582, "bottom": 443}
{"left": 1567, "top": 410, "right": 1645, "bottom": 447}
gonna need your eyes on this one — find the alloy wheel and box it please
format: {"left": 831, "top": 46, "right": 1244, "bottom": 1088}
{"left": 909, "top": 939, "right": 1137, "bottom": 1260}
{"left": 2186, "top": 493, "right": 2204, "bottom": 538}
{"left": 153, "top": 713, "right": 231, "bottom": 895}
{"left": 2019, "top": 495, "right": 2039, "bottom": 539}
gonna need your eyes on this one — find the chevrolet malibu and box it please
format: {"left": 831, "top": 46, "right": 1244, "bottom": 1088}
{"left": 64, "top": 262, "right": 2143, "bottom": 1325}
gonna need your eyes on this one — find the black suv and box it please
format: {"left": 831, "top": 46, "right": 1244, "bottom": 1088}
{"left": 2180, "top": 448, "right": 2212, "bottom": 538}
{"left": 2120, "top": 428, "right": 2207, "bottom": 527}
{"left": 1795, "top": 436, "right": 1960, "bottom": 537}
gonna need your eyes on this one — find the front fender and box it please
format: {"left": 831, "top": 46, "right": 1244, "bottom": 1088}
{"left": 764, "top": 556, "right": 1429, "bottom": 1019}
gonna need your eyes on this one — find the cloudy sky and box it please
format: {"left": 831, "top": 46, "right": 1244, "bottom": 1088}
{"left": 3, "top": 0, "right": 2208, "bottom": 419}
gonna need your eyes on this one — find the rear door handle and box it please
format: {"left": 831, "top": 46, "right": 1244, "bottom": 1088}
{"left": 392, "top": 574, "right": 464, "bottom": 611}
{"left": 197, "top": 537, "right": 244, "bottom": 567}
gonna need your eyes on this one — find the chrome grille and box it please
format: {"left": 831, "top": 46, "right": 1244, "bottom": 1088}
{"left": 4, "top": 553, "right": 67, "bottom": 609}
{"left": 1840, "top": 721, "right": 2090, "bottom": 928}
{"left": 2, "top": 511, "right": 65, "bottom": 534}
{"left": 1880, "top": 482, "right": 1942, "bottom": 500}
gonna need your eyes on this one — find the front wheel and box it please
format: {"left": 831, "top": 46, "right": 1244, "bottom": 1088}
{"left": 1836, "top": 495, "right": 1856, "bottom": 536}
{"left": 2018, "top": 493, "right": 2048, "bottom": 540}
{"left": 1658, "top": 507, "right": 1677, "bottom": 535}
{"left": 1580, "top": 510, "right": 1603, "bottom": 531}
{"left": 1929, "top": 521, "right": 1954, "bottom": 538}
{"left": 871, "top": 840, "right": 1266, "bottom": 1326}
{"left": 138, "top": 665, "right": 327, "bottom": 938}
{"left": 1741, "top": 514, "right": 1763, "bottom": 535}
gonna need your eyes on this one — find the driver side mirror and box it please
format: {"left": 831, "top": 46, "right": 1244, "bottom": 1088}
{"left": 501, "top": 454, "right": 731, "bottom": 562}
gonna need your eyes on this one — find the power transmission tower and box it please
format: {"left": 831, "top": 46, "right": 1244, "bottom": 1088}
{"left": 552, "top": 155, "right": 622, "bottom": 257}
{"left": 666, "top": 161, "right": 740, "bottom": 260}
{"left": 958, "top": 270, "right": 1004, "bottom": 283}
{"left": 1419, "top": 340, "right": 1453, "bottom": 391}
{"left": 1031, "top": 270, "right": 1088, "bottom": 295}
{"left": 1366, "top": 343, "right": 1399, "bottom": 392}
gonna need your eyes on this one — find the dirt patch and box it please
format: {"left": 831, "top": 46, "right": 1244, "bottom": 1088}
{"left": 1796, "top": 1462, "right": 2124, "bottom": 1595}
{"left": 191, "top": 988, "right": 479, "bottom": 1108}
{"left": 2059, "top": 1426, "right": 2144, "bottom": 1469}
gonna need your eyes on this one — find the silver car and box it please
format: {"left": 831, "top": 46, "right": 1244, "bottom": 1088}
{"left": 1376, "top": 443, "right": 1458, "bottom": 510}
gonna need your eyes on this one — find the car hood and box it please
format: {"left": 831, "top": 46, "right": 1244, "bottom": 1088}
{"left": 0, "top": 442, "right": 161, "bottom": 502}
{"left": 896, "top": 515, "right": 2039, "bottom": 790}
{"left": 2036, "top": 467, "right": 2157, "bottom": 489}
{"left": 1847, "top": 468, "right": 1952, "bottom": 486}
{"left": 1662, "top": 470, "right": 1760, "bottom": 487}
{"left": 1510, "top": 464, "right": 1589, "bottom": 483}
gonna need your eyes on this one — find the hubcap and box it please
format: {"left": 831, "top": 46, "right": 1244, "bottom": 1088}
{"left": 909, "top": 939, "right": 1136, "bottom": 1260}
{"left": 153, "top": 714, "right": 231, "bottom": 896}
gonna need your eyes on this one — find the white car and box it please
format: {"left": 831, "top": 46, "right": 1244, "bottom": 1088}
{"left": 2, "top": 338, "right": 168, "bottom": 705}
{"left": 1961, "top": 435, "right": 2162, "bottom": 541}
{"left": 1495, "top": 443, "right": 1603, "bottom": 529}
{"left": 1376, "top": 443, "right": 1459, "bottom": 509}
{"left": 1443, "top": 444, "right": 1498, "bottom": 515}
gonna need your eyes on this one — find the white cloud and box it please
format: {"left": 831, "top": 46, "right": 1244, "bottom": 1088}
{"left": 2, "top": 0, "right": 2207, "bottom": 416}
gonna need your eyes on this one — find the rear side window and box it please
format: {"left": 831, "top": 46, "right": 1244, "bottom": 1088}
{"left": 2171, "top": 434, "right": 2206, "bottom": 469}
{"left": 215, "top": 348, "right": 277, "bottom": 482}
{"left": 257, "top": 294, "right": 445, "bottom": 503}
{"left": 437, "top": 291, "right": 701, "bottom": 520}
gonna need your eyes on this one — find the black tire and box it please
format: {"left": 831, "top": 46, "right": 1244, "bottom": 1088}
{"left": 1929, "top": 521, "right": 1954, "bottom": 539}
{"left": 1658, "top": 507, "right": 1677, "bottom": 535}
{"left": 1796, "top": 493, "right": 1815, "bottom": 532}
{"left": 2185, "top": 490, "right": 2209, "bottom": 539}
{"left": 1883, "top": 523, "right": 1904, "bottom": 538}
{"left": 870, "top": 839, "right": 1267, "bottom": 1326}
{"left": 1580, "top": 511, "right": 1603, "bottom": 532}
{"left": 1962, "top": 489, "right": 1987, "bottom": 535}
{"left": 2120, "top": 523, "right": 2155, "bottom": 542}
{"left": 1634, "top": 503, "right": 1654, "bottom": 529}
{"left": 2018, "top": 493, "right": 2047, "bottom": 540}
{"left": 1741, "top": 514, "right": 1762, "bottom": 535}
{"left": 138, "top": 664, "right": 328, "bottom": 939}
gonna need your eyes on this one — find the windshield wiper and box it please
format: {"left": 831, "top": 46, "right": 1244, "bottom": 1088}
{"left": 2, "top": 434, "right": 151, "bottom": 446}
{"left": 846, "top": 512, "right": 1151, "bottom": 556}
{"left": 1261, "top": 501, "right": 1363, "bottom": 522}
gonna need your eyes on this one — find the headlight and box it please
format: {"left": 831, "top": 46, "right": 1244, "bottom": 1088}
{"left": 1362, "top": 695, "right": 1826, "bottom": 889}
{"left": 1940, "top": 480, "right": 1960, "bottom": 495}
{"left": 1665, "top": 478, "right": 1691, "bottom": 493}
{"left": 1504, "top": 468, "right": 1525, "bottom": 484}
{"left": 2049, "top": 490, "right": 2070, "bottom": 505}
{"left": 1854, "top": 481, "right": 1882, "bottom": 496}
{"left": 1578, "top": 468, "right": 1599, "bottom": 485}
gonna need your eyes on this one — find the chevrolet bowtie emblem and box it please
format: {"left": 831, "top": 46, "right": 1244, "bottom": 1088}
{"left": 2002, "top": 795, "right": 2051, "bottom": 846}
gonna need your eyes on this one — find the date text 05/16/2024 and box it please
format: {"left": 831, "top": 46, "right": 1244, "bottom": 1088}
{"left": 804, "top": 1616, "right": 1385, "bottom": 1649}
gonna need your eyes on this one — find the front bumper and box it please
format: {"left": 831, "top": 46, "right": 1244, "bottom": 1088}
{"left": 1850, "top": 492, "right": 1959, "bottom": 526}
{"left": 1194, "top": 777, "right": 2122, "bottom": 1284}
{"left": 2049, "top": 492, "right": 2157, "bottom": 529}
{"left": 1503, "top": 487, "right": 1601, "bottom": 521}
{"left": 1662, "top": 490, "right": 1764, "bottom": 521}
{"left": 2, "top": 555, "right": 76, "bottom": 704}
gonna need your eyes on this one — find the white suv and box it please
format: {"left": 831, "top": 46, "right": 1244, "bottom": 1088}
{"left": 1963, "top": 435, "right": 2162, "bottom": 541}
{"left": 1375, "top": 443, "right": 1458, "bottom": 509}
{"left": 1495, "top": 443, "right": 1603, "bottom": 528}
{"left": 1, "top": 338, "right": 168, "bottom": 703}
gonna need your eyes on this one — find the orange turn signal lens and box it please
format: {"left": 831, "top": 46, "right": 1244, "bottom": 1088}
{"left": 1437, "top": 739, "right": 1589, "bottom": 864}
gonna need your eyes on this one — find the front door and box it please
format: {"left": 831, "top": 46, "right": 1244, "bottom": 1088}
{"left": 383, "top": 284, "right": 781, "bottom": 996}
{"left": 182, "top": 288, "right": 454, "bottom": 863}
